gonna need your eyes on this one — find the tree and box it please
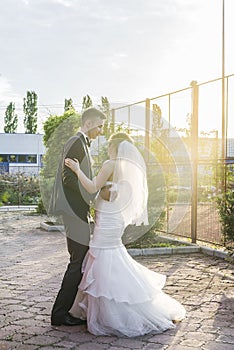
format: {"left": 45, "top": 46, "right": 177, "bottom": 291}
{"left": 100, "top": 96, "right": 110, "bottom": 114}
{"left": 40, "top": 94, "right": 113, "bottom": 213}
{"left": 23, "top": 90, "right": 38, "bottom": 133}
{"left": 100, "top": 96, "right": 112, "bottom": 138}
{"left": 152, "top": 103, "right": 163, "bottom": 138}
{"left": 64, "top": 98, "right": 74, "bottom": 112}
{"left": 4, "top": 102, "right": 18, "bottom": 133}
{"left": 82, "top": 95, "right": 92, "bottom": 110}
{"left": 176, "top": 113, "right": 192, "bottom": 139}
{"left": 39, "top": 110, "right": 81, "bottom": 213}
{"left": 43, "top": 110, "right": 80, "bottom": 147}
{"left": 151, "top": 103, "right": 170, "bottom": 164}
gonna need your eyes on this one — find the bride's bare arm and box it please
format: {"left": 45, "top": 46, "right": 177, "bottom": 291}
{"left": 64, "top": 158, "right": 114, "bottom": 194}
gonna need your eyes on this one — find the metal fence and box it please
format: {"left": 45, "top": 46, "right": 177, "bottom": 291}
{"left": 1, "top": 74, "right": 233, "bottom": 246}
{"left": 109, "top": 74, "right": 234, "bottom": 246}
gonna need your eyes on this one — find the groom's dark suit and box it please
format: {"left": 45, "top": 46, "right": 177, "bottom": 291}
{"left": 50, "top": 131, "right": 94, "bottom": 325}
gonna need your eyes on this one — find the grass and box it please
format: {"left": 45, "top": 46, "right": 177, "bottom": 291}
{"left": 126, "top": 241, "right": 187, "bottom": 249}
{"left": 125, "top": 229, "right": 188, "bottom": 249}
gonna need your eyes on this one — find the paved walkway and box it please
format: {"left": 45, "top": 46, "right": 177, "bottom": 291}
{"left": 0, "top": 212, "right": 233, "bottom": 350}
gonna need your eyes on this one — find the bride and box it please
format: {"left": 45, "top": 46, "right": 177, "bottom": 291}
{"left": 65, "top": 132, "right": 186, "bottom": 337}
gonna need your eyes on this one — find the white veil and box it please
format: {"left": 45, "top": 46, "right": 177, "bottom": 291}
{"left": 111, "top": 140, "right": 148, "bottom": 227}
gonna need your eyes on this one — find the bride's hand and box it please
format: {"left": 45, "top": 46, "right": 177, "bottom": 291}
{"left": 65, "top": 158, "right": 80, "bottom": 175}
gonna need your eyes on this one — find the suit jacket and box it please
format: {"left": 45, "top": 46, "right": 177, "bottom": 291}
{"left": 48, "top": 132, "right": 95, "bottom": 219}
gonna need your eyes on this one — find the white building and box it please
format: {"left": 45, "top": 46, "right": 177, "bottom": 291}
{"left": 0, "top": 133, "right": 45, "bottom": 175}
{"left": 0, "top": 133, "right": 107, "bottom": 176}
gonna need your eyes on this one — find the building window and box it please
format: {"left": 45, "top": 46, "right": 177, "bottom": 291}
{"left": 0, "top": 154, "right": 37, "bottom": 164}
{"left": 27, "top": 155, "right": 37, "bottom": 163}
{"left": 18, "top": 155, "right": 27, "bottom": 163}
{"left": 0, "top": 155, "right": 8, "bottom": 162}
{"left": 9, "top": 155, "right": 17, "bottom": 162}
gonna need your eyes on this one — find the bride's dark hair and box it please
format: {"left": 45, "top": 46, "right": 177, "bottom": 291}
{"left": 108, "top": 132, "right": 134, "bottom": 151}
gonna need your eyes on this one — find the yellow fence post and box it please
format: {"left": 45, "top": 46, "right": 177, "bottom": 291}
{"left": 111, "top": 108, "right": 115, "bottom": 133}
{"left": 190, "top": 81, "right": 199, "bottom": 244}
{"left": 145, "top": 98, "right": 150, "bottom": 162}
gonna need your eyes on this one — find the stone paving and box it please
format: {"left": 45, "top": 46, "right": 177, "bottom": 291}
{"left": 0, "top": 212, "right": 234, "bottom": 350}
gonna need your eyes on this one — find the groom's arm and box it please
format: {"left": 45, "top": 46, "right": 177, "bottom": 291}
{"left": 62, "top": 137, "right": 86, "bottom": 192}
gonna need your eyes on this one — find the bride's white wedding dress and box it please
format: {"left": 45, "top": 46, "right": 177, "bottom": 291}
{"left": 70, "top": 193, "right": 186, "bottom": 337}
{"left": 70, "top": 141, "right": 185, "bottom": 337}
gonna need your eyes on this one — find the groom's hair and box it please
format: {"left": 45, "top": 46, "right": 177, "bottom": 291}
{"left": 81, "top": 107, "right": 106, "bottom": 125}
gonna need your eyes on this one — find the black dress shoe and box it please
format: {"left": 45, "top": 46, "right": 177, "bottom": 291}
{"left": 51, "top": 314, "right": 87, "bottom": 326}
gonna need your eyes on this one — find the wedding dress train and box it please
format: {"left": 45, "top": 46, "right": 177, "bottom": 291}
{"left": 70, "top": 197, "right": 186, "bottom": 337}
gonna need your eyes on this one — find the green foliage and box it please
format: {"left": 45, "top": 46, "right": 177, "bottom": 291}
{"left": 124, "top": 212, "right": 166, "bottom": 249}
{"left": 4, "top": 102, "right": 18, "bottom": 133}
{"left": 92, "top": 122, "right": 131, "bottom": 167}
{"left": 100, "top": 96, "right": 109, "bottom": 113}
{"left": 39, "top": 111, "right": 81, "bottom": 213}
{"left": 1, "top": 190, "right": 10, "bottom": 203}
{"left": 42, "top": 111, "right": 81, "bottom": 177}
{"left": 36, "top": 197, "right": 47, "bottom": 214}
{"left": 216, "top": 168, "right": 234, "bottom": 245}
{"left": 99, "top": 96, "right": 113, "bottom": 138}
{"left": 121, "top": 155, "right": 167, "bottom": 248}
{"left": 90, "top": 122, "right": 168, "bottom": 248}
{"left": 152, "top": 103, "right": 163, "bottom": 138}
{"left": 114, "top": 122, "right": 131, "bottom": 133}
{"left": 0, "top": 173, "right": 40, "bottom": 205}
{"left": 82, "top": 95, "right": 92, "bottom": 110}
{"left": 40, "top": 95, "right": 114, "bottom": 214}
{"left": 64, "top": 98, "right": 75, "bottom": 112}
{"left": 43, "top": 110, "right": 79, "bottom": 146}
{"left": 23, "top": 90, "right": 38, "bottom": 133}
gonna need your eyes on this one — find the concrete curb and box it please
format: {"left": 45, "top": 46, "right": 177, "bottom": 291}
{"left": 200, "top": 246, "right": 229, "bottom": 259}
{"left": 40, "top": 222, "right": 229, "bottom": 260}
{"left": 128, "top": 246, "right": 201, "bottom": 256}
{"left": 127, "top": 246, "right": 229, "bottom": 260}
{"left": 0, "top": 205, "right": 37, "bottom": 212}
{"left": 40, "top": 221, "right": 64, "bottom": 232}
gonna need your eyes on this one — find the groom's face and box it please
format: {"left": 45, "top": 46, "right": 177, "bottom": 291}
{"left": 87, "top": 117, "right": 104, "bottom": 139}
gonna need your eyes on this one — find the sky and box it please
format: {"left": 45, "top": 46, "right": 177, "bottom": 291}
{"left": 0, "top": 0, "right": 233, "bottom": 134}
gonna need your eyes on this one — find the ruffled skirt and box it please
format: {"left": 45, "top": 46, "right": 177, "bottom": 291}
{"left": 70, "top": 245, "right": 186, "bottom": 337}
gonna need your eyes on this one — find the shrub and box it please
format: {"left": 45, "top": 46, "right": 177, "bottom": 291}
{"left": 0, "top": 173, "right": 40, "bottom": 206}
{"left": 216, "top": 168, "right": 234, "bottom": 247}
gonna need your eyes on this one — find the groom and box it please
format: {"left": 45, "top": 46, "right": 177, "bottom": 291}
{"left": 50, "top": 107, "right": 106, "bottom": 326}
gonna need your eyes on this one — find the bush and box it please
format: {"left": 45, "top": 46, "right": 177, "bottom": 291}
{"left": 0, "top": 173, "right": 40, "bottom": 205}
{"left": 36, "top": 197, "right": 47, "bottom": 214}
{"left": 216, "top": 168, "right": 234, "bottom": 247}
